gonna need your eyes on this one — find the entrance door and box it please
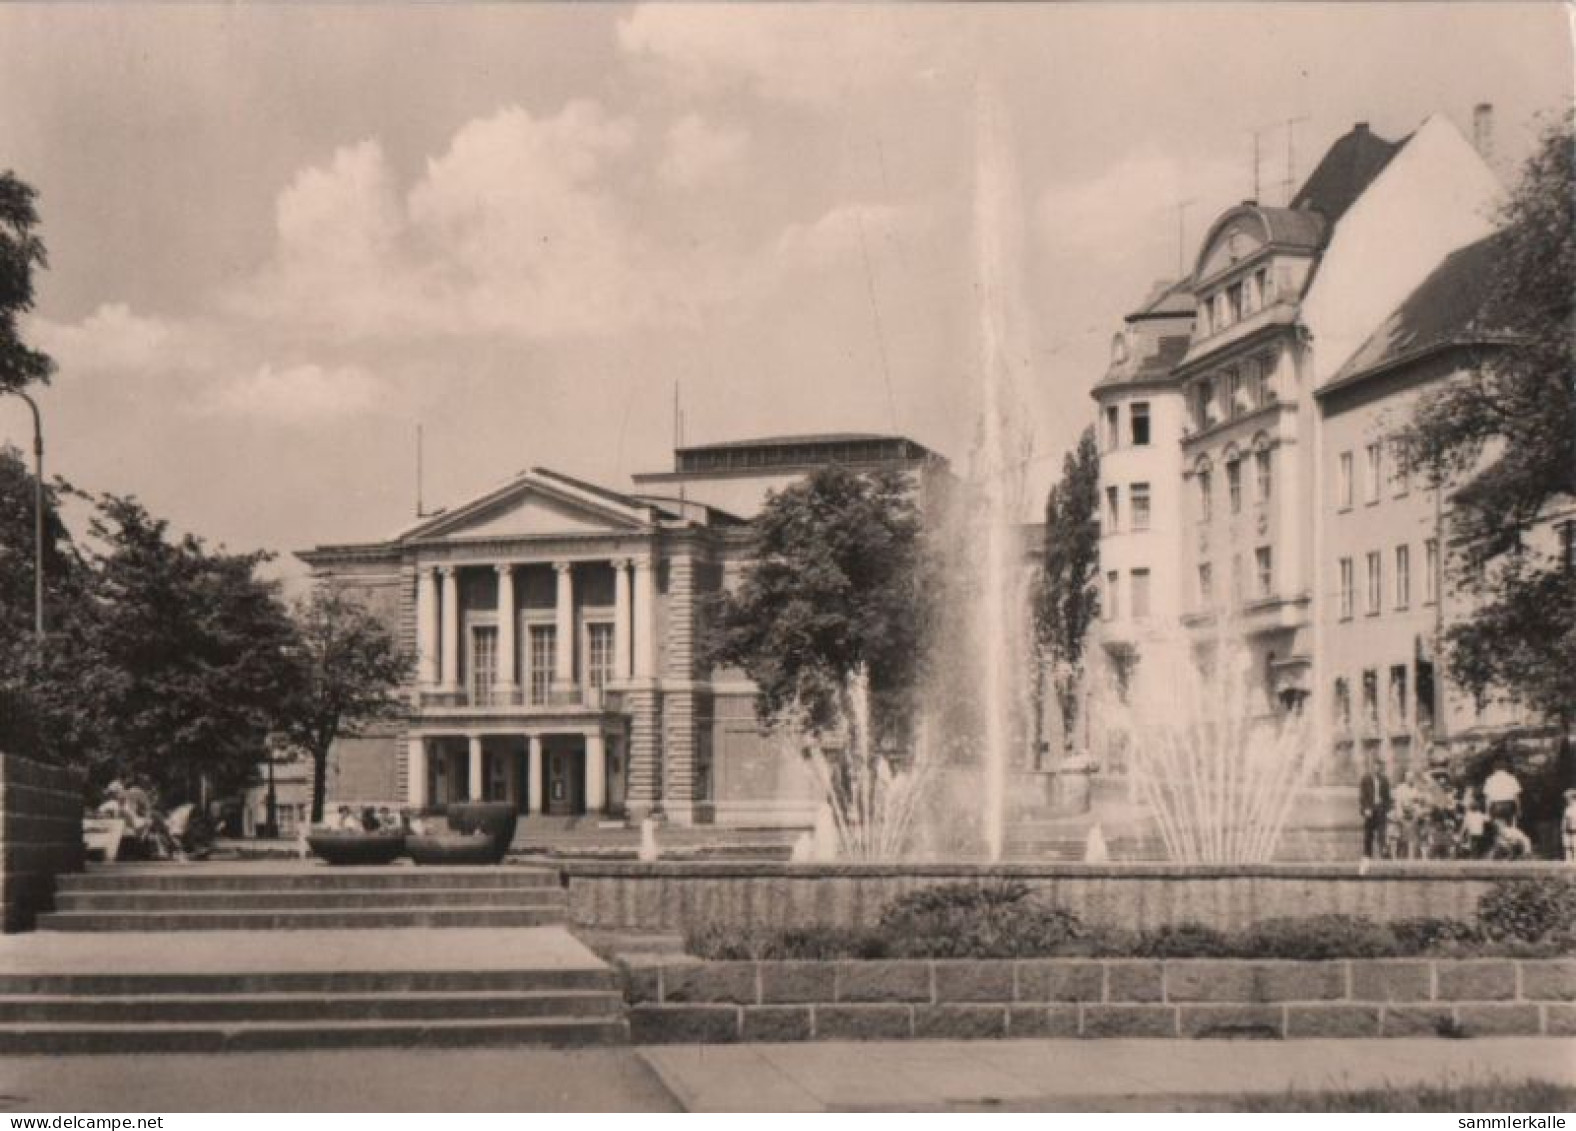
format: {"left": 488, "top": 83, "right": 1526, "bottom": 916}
{"left": 545, "top": 747, "right": 585, "bottom": 816}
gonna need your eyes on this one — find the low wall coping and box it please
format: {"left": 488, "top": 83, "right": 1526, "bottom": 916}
{"left": 559, "top": 860, "right": 1573, "bottom": 881}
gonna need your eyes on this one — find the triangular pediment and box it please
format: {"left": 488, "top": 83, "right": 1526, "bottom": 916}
{"left": 402, "top": 471, "right": 651, "bottom": 544}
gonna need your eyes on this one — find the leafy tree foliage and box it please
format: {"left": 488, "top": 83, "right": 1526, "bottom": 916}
{"left": 1402, "top": 113, "right": 1576, "bottom": 727}
{"left": 278, "top": 587, "right": 412, "bottom": 825}
{"left": 21, "top": 494, "right": 298, "bottom": 801}
{"left": 0, "top": 171, "right": 54, "bottom": 394}
{"left": 708, "top": 465, "right": 926, "bottom": 736}
{"left": 1034, "top": 426, "right": 1102, "bottom": 753}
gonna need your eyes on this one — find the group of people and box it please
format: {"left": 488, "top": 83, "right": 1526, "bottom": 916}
{"left": 320, "top": 805, "right": 411, "bottom": 834}
{"left": 95, "top": 780, "right": 203, "bottom": 861}
{"left": 1358, "top": 758, "right": 1571, "bottom": 861}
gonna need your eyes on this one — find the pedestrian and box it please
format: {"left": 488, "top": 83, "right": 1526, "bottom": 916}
{"left": 1462, "top": 796, "right": 1489, "bottom": 858}
{"left": 1482, "top": 761, "right": 1523, "bottom": 829}
{"left": 1359, "top": 756, "right": 1393, "bottom": 859}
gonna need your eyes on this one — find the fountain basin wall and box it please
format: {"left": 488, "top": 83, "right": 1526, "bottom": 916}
{"left": 561, "top": 860, "right": 1571, "bottom": 935}
{"left": 621, "top": 956, "right": 1576, "bottom": 1043}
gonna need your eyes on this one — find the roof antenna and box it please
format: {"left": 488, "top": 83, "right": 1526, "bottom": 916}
{"left": 415, "top": 422, "right": 430, "bottom": 518}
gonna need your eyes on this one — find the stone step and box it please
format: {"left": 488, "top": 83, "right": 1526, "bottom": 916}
{"left": 0, "top": 989, "right": 622, "bottom": 1024}
{"left": 58, "top": 868, "right": 560, "bottom": 893}
{"left": 54, "top": 888, "right": 569, "bottom": 912}
{"left": 0, "top": 1016, "right": 629, "bottom": 1055}
{"left": 0, "top": 968, "right": 618, "bottom": 996}
{"left": 35, "top": 907, "right": 568, "bottom": 931}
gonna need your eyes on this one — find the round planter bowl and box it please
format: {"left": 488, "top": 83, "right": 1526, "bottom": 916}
{"left": 444, "top": 801, "right": 518, "bottom": 861}
{"left": 307, "top": 830, "right": 406, "bottom": 866}
{"left": 407, "top": 832, "right": 499, "bottom": 867}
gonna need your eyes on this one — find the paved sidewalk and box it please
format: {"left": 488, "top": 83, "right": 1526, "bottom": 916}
{"left": 641, "top": 1037, "right": 1576, "bottom": 1111}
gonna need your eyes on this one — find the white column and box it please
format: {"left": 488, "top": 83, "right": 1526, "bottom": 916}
{"left": 406, "top": 737, "right": 426, "bottom": 808}
{"left": 633, "top": 555, "right": 657, "bottom": 679}
{"left": 495, "top": 563, "right": 517, "bottom": 699}
{"left": 416, "top": 567, "right": 440, "bottom": 687}
{"left": 553, "top": 561, "right": 575, "bottom": 692}
{"left": 440, "top": 566, "right": 460, "bottom": 691}
{"left": 612, "top": 558, "right": 632, "bottom": 680}
{"left": 586, "top": 732, "right": 606, "bottom": 815}
{"left": 468, "top": 734, "right": 485, "bottom": 801}
{"left": 527, "top": 736, "right": 544, "bottom": 815}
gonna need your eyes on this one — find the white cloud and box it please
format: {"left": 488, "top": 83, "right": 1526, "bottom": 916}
{"left": 659, "top": 113, "right": 749, "bottom": 188}
{"left": 201, "top": 362, "right": 384, "bottom": 426}
{"left": 616, "top": 5, "right": 960, "bottom": 107}
{"left": 233, "top": 100, "right": 677, "bottom": 342}
{"left": 26, "top": 303, "right": 181, "bottom": 376}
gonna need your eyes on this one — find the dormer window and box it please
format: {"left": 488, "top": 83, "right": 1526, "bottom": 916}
{"left": 1226, "top": 282, "right": 1243, "bottom": 324}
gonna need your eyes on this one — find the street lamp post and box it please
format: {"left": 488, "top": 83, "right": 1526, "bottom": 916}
{"left": 5, "top": 390, "right": 44, "bottom": 642}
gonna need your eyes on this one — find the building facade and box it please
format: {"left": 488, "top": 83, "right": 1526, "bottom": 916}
{"left": 1092, "top": 111, "right": 1524, "bottom": 778}
{"left": 299, "top": 434, "right": 948, "bottom": 827}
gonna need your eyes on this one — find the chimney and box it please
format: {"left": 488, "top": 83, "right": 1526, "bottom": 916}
{"left": 1473, "top": 102, "right": 1495, "bottom": 165}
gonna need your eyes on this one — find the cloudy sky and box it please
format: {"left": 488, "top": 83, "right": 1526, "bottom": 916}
{"left": 0, "top": 3, "right": 1568, "bottom": 581}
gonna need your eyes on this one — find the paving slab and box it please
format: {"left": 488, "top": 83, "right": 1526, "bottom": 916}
{"left": 640, "top": 1037, "right": 1576, "bottom": 1111}
{"left": 0, "top": 926, "right": 606, "bottom": 974}
{"left": 0, "top": 1047, "right": 680, "bottom": 1112}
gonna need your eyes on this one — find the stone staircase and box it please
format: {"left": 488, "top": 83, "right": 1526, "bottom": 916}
{"left": 39, "top": 866, "right": 568, "bottom": 931}
{"left": 4, "top": 864, "right": 630, "bottom": 1053}
{"left": 0, "top": 967, "right": 627, "bottom": 1054}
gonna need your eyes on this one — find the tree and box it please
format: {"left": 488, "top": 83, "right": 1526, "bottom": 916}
{"left": 1402, "top": 112, "right": 1576, "bottom": 729}
{"left": 23, "top": 493, "right": 299, "bottom": 801}
{"left": 1034, "top": 426, "right": 1101, "bottom": 756}
{"left": 0, "top": 171, "right": 54, "bottom": 394}
{"left": 278, "top": 587, "right": 412, "bottom": 826}
{"left": 708, "top": 465, "right": 927, "bottom": 738}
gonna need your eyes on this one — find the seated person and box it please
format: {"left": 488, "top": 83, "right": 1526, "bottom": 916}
{"left": 1490, "top": 821, "right": 1534, "bottom": 861}
{"left": 376, "top": 806, "right": 403, "bottom": 832}
{"left": 327, "top": 804, "right": 361, "bottom": 831}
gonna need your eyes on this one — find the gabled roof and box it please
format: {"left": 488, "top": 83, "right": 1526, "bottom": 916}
{"left": 1098, "top": 334, "right": 1190, "bottom": 390}
{"left": 1291, "top": 122, "right": 1407, "bottom": 226}
{"left": 392, "top": 466, "right": 666, "bottom": 544}
{"left": 1130, "top": 278, "right": 1196, "bottom": 321}
{"left": 1323, "top": 233, "right": 1509, "bottom": 391}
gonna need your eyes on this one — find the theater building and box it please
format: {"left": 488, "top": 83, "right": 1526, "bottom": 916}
{"left": 298, "top": 434, "right": 948, "bottom": 827}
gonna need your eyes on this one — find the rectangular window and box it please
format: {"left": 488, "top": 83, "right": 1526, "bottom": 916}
{"left": 1255, "top": 448, "right": 1272, "bottom": 502}
{"left": 1338, "top": 452, "right": 1354, "bottom": 509}
{"left": 1130, "top": 402, "right": 1151, "bottom": 446}
{"left": 1200, "top": 380, "right": 1217, "bottom": 428}
{"left": 1227, "top": 369, "right": 1244, "bottom": 418}
{"left": 1255, "top": 267, "right": 1272, "bottom": 305}
{"left": 1257, "top": 354, "right": 1278, "bottom": 404}
{"left": 1198, "top": 469, "right": 1213, "bottom": 522}
{"left": 1130, "top": 483, "right": 1151, "bottom": 531}
{"left": 1366, "top": 551, "right": 1382, "bottom": 615}
{"left": 1104, "top": 405, "right": 1120, "bottom": 451}
{"left": 1197, "top": 562, "right": 1214, "bottom": 609}
{"left": 1392, "top": 441, "right": 1411, "bottom": 497}
{"left": 1215, "top": 291, "right": 1229, "bottom": 329}
{"left": 586, "top": 622, "right": 614, "bottom": 694}
{"left": 1361, "top": 668, "right": 1379, "bottom": 729}
{"left": 1339, "top": 557, "right": 1354, "bottom": 619}
{"left": 1255, "top": 546, "right": 1273, "bottom": 598}
{"left": 528, "top": 624, "right": 556, "bottom": 705}
{"left": 1231, "top": 552, "right": 1243, "bottom": 605}
{"left": 1425, "top": 538, "right": 1440, "bottom": 604}
{"left": 1333, "top": 677, "right": 1351, "bottom": 731}
{"left": 1227, "top": 459, "right": 1242, "bottom": 514}
{"left": 1365, "top": 442, "right": 1382, "bottom": 504}
{"left": 470, "top": 626, "right": 498, "bottom": 705}
{"left": 1131, "top": 569, "right": 1151, "bottom": 619}
{"left": 1106, "top": 570, "right": 1120, "bottom": 620}
{"left": 1395, "top": 544, "right": 1410, "bottom": 609}
{"left": 1226, "top": 282, "right": 1243, "bottom": 324}
{"left": 1389, "top": 664, "right": 1409, "bottom": 727}
{"left": 1105, "top": 485, "right": 1120, "bottom": 532}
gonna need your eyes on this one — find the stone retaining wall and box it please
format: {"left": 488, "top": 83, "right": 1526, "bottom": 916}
{"left": 622, "top": 956, "right": 1576, "bottom": 1043}
{"left": 562, "top": 860, "right": 1571, "bottom": 934}
{"left": 0, "top": 754, "right": 84, "bottom": 932}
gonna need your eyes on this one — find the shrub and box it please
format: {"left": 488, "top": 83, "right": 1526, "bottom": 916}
{"left": 1236, "top": 914, "right": 1400, "bottom": 960}
{"left": 1389, "top": 917, "right": 1486, "bottom": 955}
{"left": 683, "top": 922, "right": 887, "bottom": 960}
{"left": 876, "top": 881, "right": 1084, "bottom": 958}
{"left": 1476, "top": 877, "right": 1576, "bottom": 944}
{"left": 1131, "top": 922, "right": 1236, "bottom": 958}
